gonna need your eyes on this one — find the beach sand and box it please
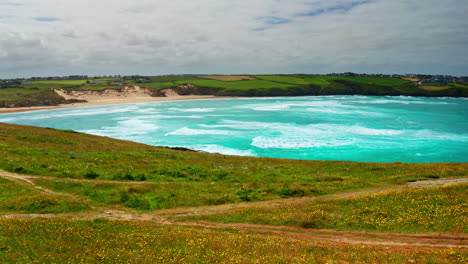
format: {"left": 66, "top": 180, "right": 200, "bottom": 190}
{"left": 0, "top": 86, "right": 224, "bottom": 114}
{"left": 0, "top": 95, "right": 221, "bottom": 114}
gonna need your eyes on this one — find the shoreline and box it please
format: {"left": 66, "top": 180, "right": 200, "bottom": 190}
{"left": 0, "top": 95, "right": 225, "bottom": 114}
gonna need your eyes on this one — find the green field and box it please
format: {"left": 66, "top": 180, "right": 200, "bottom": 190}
{"left": 255, "top": 75, "right": 311, "bottom": 85}
{"left": 180, "top": 79, "right": 297, "bottom": 89}
{"left": 316, "top": 75, "right": 411, "bottom": 86}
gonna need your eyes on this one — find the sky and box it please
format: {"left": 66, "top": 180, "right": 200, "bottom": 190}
{"left": 0, "top": 0, "right": 467, "bottom": 78}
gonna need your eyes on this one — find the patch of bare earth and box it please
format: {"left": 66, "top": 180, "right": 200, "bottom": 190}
{"left": 199, "top": 75, "right": 256, "bottom": 81}
{"left": 402, "top": 77, "right": 421, "bottom": 82}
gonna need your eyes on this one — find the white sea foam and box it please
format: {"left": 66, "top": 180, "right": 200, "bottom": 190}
{"left": 411, "top": 129, "right": 468, "bottom": 141}
{"left": 190, "top": 144, "right": 255, "bottom": 156}
{"left": 0, "top": 117, "right": 18, "bottom": 122}
{"left": 169, "top": 108, "right": 214, "bottom": 112}
{"left": 80, "top": 119, "right": 158, "bottom": 137}
{"left": 165, "top": 127, "right": 237, "bottom": 136}
{"left": 147, "top": 115, "right": 204, "bottom": 119}
{"left": 252, "top": 104, "right": 292, "bottom": 111}
{"left": 251, "top": 136, "right": 352, "bottom": 149}
{"left": 200, "top": 120, "right": 279, "bottom": 130}
{"left": 55, "top": 106, "right": 139, "bottom": 117}
{"left": 240, "top": 100, "right": 347, "bottom": 112}
{"left": 305, "top": 108, "right": 385, "bottom": 116}
{"left": 352, "top": 99, "right": 452, "bottom": 105}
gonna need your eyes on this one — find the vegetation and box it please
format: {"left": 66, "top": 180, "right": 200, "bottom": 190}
{"left": 0, "top": 123, "right": 466, "bottom": 262}
{"left": 0, "top": 177, "right": 89, "bottom": 214}
{"left": 1, "top": 75, "right": 467, "bottom": 108}
{"left": 1, "top": 218, "right": 464, "bottom": 264}
{"left": 0, "top": 123, "right": 466, "bottom": 211}
{"left": 180, "top": 183, "right": 468, "bottom": 233}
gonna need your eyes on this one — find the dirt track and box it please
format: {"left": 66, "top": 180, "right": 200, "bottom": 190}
{"left": 0, "top": 169, "right": 467, "bottom": 248}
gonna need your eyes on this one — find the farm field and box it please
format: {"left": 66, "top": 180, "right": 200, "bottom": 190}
{"left": 200, "top": 75, "right": 256, "bottom": 81}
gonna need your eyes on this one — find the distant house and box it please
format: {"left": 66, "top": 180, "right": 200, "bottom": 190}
{"left": 419, "top": 78, "right": 454, "bottom": 85}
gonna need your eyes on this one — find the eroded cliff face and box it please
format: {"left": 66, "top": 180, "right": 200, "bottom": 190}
{"left": 54, "top": 86, "right": 166, "bottom": 101}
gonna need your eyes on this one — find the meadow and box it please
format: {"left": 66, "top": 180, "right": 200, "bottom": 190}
{"left": 0, "top": 123, "right": 466, "bottom": 263}
{"left": 179, "top": 183, "right": 468, "bottom": 233}
{"left": 1, "top": 218, "right": 464, "bottom": 264}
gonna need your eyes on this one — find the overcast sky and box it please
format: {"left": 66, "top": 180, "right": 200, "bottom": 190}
{"left": 1, "top": 0, "right": 467, "bottom": 78}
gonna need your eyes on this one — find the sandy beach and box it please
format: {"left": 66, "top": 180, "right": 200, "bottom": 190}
{"left": 0, "top": 86, "right": 223, "bottom": 114}
{"left": 0, "top": 95, "right": 221, "bottom": 114}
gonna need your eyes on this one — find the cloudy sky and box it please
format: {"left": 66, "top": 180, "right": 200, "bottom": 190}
{"left": 1, "top": 0, "right": 467, "bottom": 78}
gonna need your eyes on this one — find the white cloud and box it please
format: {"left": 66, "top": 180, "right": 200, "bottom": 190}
{"left": 0, "top": 0, "right": 467, "bottom": 77}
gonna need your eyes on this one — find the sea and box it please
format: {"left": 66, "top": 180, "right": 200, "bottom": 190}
{"left": 1, "top": 95, "right": 467, "bottom": 163}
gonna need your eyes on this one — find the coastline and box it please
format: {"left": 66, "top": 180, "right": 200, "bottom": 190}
{"left": 0, "top": 95, "right": 223, "bottom": 114}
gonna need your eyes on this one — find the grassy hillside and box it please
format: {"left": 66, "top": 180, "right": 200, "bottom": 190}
{"left": 0, "top": 123, "right": 466, "bottom": 263}
{"left": 180, "top": 183, "right": 467, "bottom": 233}
{"left": 0, "top": 123, "right": 466, "bottom": 212}
{"left": 1, "top": 219, "right": 463, "bottom": 264}
{"left": 2, "top": 75, "right": 467, "bottom": 108}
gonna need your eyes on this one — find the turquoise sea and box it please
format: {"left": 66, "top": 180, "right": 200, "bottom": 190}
{"left": 1, "top": 96, "right": 467, "bottom": 163}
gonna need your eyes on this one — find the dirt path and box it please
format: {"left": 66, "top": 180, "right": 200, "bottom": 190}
{"left": 0, "top": 170, "right": 72, "bottom": 196}
{"left": 1, "top": 169, "right": 466, "bottom": 248}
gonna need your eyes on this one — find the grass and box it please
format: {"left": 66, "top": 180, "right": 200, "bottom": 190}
{"left": 0, "top": 177, "right": 89, "bottom": 213}
{"left": 32, "top": 80, "right": 88, "bottom": 85}
{"left": 0, "top": 218, "right": 465, "bottom": 264}
{"left": 0, "top": 123, "right": 466, "bottom": 262}
{"left": 180, "top": 183, "right": 468, "bottom": 233}
{"left": 301, "top": 77, "right": 330, "bottom": 85}
{"left": 255, "top": 75, "right": 310, "bottom": 85}
{"left": 176, "top": 79, "right": 298, "bottom": 90}
{"left": 0, "top": 123, "right": 466, "bottom": 212}
{"left": 450, "top": 83, "right": 468, "bottom": 89}
{"left": 200, "top": 75, "right": 256, "bottom": 81}
{"left": 315, "top": 75, "right": 411, "bottom": 86}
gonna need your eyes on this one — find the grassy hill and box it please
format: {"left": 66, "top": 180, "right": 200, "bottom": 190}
{"left": 0, "top": 122, "right": 466, "bottom": 263}
{"left": 1, "top": 75, "right": 467, "bottom": 108}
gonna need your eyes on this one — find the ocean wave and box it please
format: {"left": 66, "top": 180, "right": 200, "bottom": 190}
{"left": 80, "top": 119, "right": 158, "bottom": 137}
{"left": 169, "top": 108, "right": 214, "bottom": 112}
{"left": 165, "top": 127, "right": 237, "bottom": 136}
{"left": 251, "top": 136, "right": 352, "bottom": 149}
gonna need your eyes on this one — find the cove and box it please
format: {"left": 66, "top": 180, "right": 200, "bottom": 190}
{"left": 1, "top": 95, "right": 467, "bottom": 163}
